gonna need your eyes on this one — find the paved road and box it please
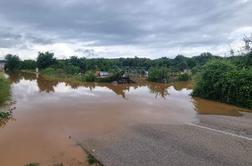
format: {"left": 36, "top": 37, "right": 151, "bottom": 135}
{"left": 80, "top": 113, "right": 252, "bottom": 166}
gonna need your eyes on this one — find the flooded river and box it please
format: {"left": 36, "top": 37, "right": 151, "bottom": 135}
{"left": 0, "top": 72, "right": 250, "bottom": 166}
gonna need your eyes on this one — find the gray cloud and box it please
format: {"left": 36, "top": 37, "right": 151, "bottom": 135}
{"left": 0, "top": 0, "right": 252, "bottom": 59}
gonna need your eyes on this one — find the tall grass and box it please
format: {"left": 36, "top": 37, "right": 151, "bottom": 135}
{"left": 0, "top": 72, "right": 10, "bottom": 105}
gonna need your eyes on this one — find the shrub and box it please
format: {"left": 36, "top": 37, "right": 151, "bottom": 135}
{"left": 0, "top": 73, "right": 10, "bottom": 104}
{"left": 63, "top": 65, "right": 80, "bottom": 75}
{"left": 83, "top": 71, "right": 96, "bottom": 82}
{"left": 20, "top": 60, "right": 37, "bottom": 70}
{"left": 193, "top": 59, "right": 252, "bottom": 109}
{"left": 41, "top": 67, "right": 56, "bottom": 75}
{"left": 148, "top": 67, "right": 170, "bottom": 83}
{"left": 178, "top": 73, "right": 191, "bottom": 81}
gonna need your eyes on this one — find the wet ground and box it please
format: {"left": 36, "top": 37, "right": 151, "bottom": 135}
{"left": 0, "top": 72, "right": 251, "bottom": 166}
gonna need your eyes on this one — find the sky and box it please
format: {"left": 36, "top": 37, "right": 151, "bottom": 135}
{"left": 0, "top": 0, "right": 252, "bottom": 60}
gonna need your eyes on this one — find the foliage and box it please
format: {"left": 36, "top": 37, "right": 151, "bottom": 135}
{"left": 193, "top": 59, "right": 252, "bottom": 108}
{"left": 5, "top": 54, "right": 21, "bottom": 71}
{"left": 178, "top": 73, "right": 191, "bottom": 81}
{"left": 68, "top": 56, "right": 86, "bottom": 71}
{"left": 0, "top": 111, "right": 11, "bottom": 120}
{"left": 37, "top": 52, "right": 56, "bottom": 69}
{"left": 83, "top": 71, "right": 96, "bottom": 82}
{"left": 86, "top": 153, "right": 103, "bottom": 165}
{"left": 63, "top": 65, "right": 80, "bottom": 75}
{"left": 41, "top": 67, "right": 56, "bottom": 75}
{"left": 20, "top": 60, "right": 37, "bottom": 70}
{"left": 148, "top": 67, "right": 170, "bottom": 83}
{"left": 0, "top": 72, "right": 10, "bottom": 104}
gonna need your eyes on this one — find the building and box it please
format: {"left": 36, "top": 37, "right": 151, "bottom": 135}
{"left": 96, "top": 71, "right": 110, "bottom": 78}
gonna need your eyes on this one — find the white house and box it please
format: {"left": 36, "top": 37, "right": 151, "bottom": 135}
{"left": 96, "top": 71, "right": 110, "bottom": 78}
{"left": 99, "top": 71, "right": 110, "bottom": 77}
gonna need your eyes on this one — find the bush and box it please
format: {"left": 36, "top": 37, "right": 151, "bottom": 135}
{"left": 193, "top": 60, "right": 252, "bottom": 109}
{"left": 41, "top": 67, "right": 56, "bottom": 75}
{"left": 0, "top": 73, "right": 10, "bottom": 104}
{"left": 178, "top": 73, "right": 191, "bottom": 81}
{"left": 63, "top": 65, "right": 80, "bottom": 75}
{"left": 83, "top": 71, "right": 96, "bottom": 82}
{"left": 20, "top": 60, "right": 37, "bottom": 70}
{"left": 148, "top": 67, "right": 170, "bottom": 83}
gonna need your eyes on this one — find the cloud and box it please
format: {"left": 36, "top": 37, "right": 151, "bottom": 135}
{"left": 0, "top": 0, "right": 252, "bottom": 59}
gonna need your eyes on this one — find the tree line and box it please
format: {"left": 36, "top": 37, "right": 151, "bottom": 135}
{"left": 4, "top": 52, "right": 221, "bottom": 81}
{"left": 2, "top": 51, "right": 252, "bottom": 108}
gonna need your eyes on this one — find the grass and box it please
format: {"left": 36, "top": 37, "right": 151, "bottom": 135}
{"left": 87, "top": 153, "right": 101, "bottom": 165}
{"left": 0, "top": 72, "right": 10, "bottom": 105}
{"left": 77, "top": 143, "right": 104, "bottom": 166}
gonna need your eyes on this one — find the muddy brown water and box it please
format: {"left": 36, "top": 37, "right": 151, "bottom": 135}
{"left": 0, "top": 72, "right": 250, "bottom": 166}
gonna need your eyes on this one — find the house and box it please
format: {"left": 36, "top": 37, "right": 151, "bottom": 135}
{"left": 0, "top": 61, "right": 5, "bottom": 70}
{"left": 96, "top": 71, "right": 110, "bottom": 78}
{"left": 182, "top": 69, "right": 191, "bottom": 74}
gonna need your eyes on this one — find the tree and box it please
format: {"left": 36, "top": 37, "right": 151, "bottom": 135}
{"left": 37, "top": 52, "right": 56, "bottom": 69}
{"left": 148, "top": 67, "right": 170, "bottom": 83}
{"left": 193, "top": 59, "right": 252, "bottom": 109}
{"left": 63, "top": 65, "right": 80, "bottom": 74}
{"left": 5, "top": 54, "right": 21, "bottom": 71}
{"left": 69, "top": 56, "right": 86, "bottom": 72}
{"left": 20, "top": 60, "right": 37, "bottom": 70}
{"left": 178, "top": 73, "right": 191, "bottom": 81}
{"left": 173, "top": 55, "right": 189, "bottom": 71}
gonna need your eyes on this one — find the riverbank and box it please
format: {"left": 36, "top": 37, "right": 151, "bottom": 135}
{"left": 0, "top": 72, "right": 12, "bottom": 126}
{"left": 0, "top": 72, "right": 10, "bottom": 105}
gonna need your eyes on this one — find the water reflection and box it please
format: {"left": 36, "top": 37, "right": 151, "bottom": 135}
{"left": 7, "top": 72, "right": 251, "bottom": 116}
{"left": 9, "top": 72, "right": 193, "bottom": 99}
{"left": 0, "top": 72, "right": 251, "bottom": 166}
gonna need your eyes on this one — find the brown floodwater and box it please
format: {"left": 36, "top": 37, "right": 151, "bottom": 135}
{"left": 0, "top": 72, "right": 250, "bottom": 166}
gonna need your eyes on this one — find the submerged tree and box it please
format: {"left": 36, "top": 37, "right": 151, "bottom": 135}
{"left": 5, "top": 54, "right": 21, "bottom": 71}
{"left": 37, "top": 52, "right": 56, "bottom": 69}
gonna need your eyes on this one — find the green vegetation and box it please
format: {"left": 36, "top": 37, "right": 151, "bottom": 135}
{"left": 3, "top": 50, "right": 252, "bottom": 107}
{"left": 178, "top": 73, "right": 191, "bottom": 81}
{"left": 148, "top": 67, "right": 170, "bottom": 83}
{"left": 5, "top": 54, "right": 21, "bottom": 71}
{"left": 0, "top": 72, "right": 12, "bottom": 126}
{"left": 193, "top": 58, "right": 252, "bottom": 109}
{"left": 0, "top": 111, "right": 11, "bottom": 119}
{"left": 82, "top": 71, "right": 96, "bottom": 82}
{"left": 87, "top": 153, "right": 100, "bottom": 165}
{"left": 20, "top": 60, "right": 37, "bottom": 70}
{"left": 37, "top": 52, "right": 56, "bottom": 69}
{"left": 0, "top": 111, "right": 12, "bottom": 127}
{"left": 0, "top": 72, "right": 10, "bottom": 104}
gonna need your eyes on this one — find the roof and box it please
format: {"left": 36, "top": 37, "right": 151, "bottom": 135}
{"left": 100, "top": 71, "right": 109, "bottom": 76}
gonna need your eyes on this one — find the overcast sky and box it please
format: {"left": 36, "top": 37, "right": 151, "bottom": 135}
{"left": 0, "top": 0, "right": 252, "bottom": 59}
